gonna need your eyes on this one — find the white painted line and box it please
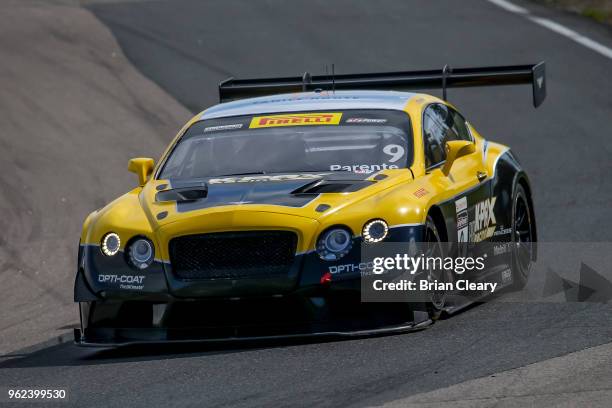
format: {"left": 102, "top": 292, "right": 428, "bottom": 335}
{"left": 486, "top": 0, "right": 612, "bottom": 60}
{"left": 530, "top": 17, "right": 612, "bottom": 60}
{"left": 486, "top": 0, "right": 528, "bottom": 14}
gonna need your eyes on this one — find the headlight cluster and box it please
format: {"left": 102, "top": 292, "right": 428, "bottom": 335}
{"left": 362, "top": 219, "right": 389, "bottom": 243}
{"left": 316, "top": 219, "right": 389, "bottom": 261}
{"left": 128, "top": 238, "right": 155, "bottom": 269}
{"left": 316, "top": 228, "right": 353, "bottom": 261}
{"left": 100, "top": 232, "right": 155, "bottom": 270}
{"left": 101, "top": 233, "right": 120, "bottom": 256}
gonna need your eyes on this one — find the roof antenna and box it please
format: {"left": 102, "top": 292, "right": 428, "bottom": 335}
{"left": 302, "top": 72, "right": 311, "bottom": 92}
{"left": 442, "top": 64, "right": 452, "bottom": 101}
{"left": 331, "top": 63, "right": 336, "bottom": 94}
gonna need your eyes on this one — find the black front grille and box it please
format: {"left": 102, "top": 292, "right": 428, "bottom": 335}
{"left": 169, "top": 231, "right": 298, "bottom": 280}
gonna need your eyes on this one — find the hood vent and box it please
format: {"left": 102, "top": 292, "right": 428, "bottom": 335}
{"left": 292, "top": 179, "right": 374, "bottom": 195}
{"left": 156, "top": 186, "right": 208, "bottom": 203}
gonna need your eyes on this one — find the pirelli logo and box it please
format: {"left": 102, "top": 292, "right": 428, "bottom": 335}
{"left": 249, "top": 113, "right": 342, "bottom": 128}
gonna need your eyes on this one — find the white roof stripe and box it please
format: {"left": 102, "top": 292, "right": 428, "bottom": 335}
{"left": 201, "top": 90, "right": 416, "bottom": 120}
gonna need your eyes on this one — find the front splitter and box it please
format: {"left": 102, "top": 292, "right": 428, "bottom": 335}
{"left": 74, "top": 318, "right": 433, "bottom": 348}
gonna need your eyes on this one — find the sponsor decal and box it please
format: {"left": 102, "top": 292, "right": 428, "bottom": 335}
{"left": 249, "top": 112, "right": 342, "bottom": 128}
{"left": 494, "top": 243, "right": 511, "bottom": 256}
{"left": 457, "top": 212, "right": 468, "bottom": 229}
{"left": 493, "top": 226, "right": 512, "bottom": 236}
{"left": 455, "top": 197, "right": 467, "bottom": 213}
{"left": 329, "top": 262, "right": 375, "bottom": 276}
{"left": 330, "top": 164, "right": 398, "bottom": 173}
{"left": 458, "top": 227, "right": 469, "bottom": 244}
{"left": 455, "top": 197, "right": 468, "bottom": 244}
{"left": 457, "top": 227, "right": 470, "bottom": 242}
{"left": 346, "top": 118, "right": 387, "bottom": 124}
{"left": 204, "top": 123, "right": 243, "bottom": 132}
{"left": 413, "top": 187, "right": 428, "bottom": 198}
{"left": 98, "top": 274, "right": 146, "bottom": 290}
{"left": 469, "top": 197, "right": 497, "bottom": 242}
{"left": 208, "top": 173, "right": 328, "bottom": 184}
{"left": 501, "top": 268, "right": 512, "bottom": 284}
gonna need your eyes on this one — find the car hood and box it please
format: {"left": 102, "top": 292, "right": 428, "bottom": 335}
{"left": 140, "top": 170, "right": 412, "bottom": 228}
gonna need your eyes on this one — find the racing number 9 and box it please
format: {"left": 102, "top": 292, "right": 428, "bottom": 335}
{"left": 383, "top": 144, "right": 405, "bottom": 163}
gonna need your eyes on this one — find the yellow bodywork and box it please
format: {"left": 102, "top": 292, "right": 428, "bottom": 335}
{"left": 80, "top": 93, "right": 508, "bottom": 263}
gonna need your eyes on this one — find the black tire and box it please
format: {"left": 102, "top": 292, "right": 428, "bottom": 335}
{"left": 510, "top": 184, "right": 534, "bottom": 289}
{"left": 424, "top": 215, "right": 451, "bottom": 320}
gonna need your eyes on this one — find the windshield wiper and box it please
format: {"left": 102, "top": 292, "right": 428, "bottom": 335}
{"left": 215, "top": 171, "right": 267, "bottom": 177}
{"left": 215, "top": 170, "right": 329, "bottom": 177}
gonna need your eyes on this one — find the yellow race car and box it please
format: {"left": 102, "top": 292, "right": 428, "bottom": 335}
{"left": 74, "top": 63, "right": 545, "bottom": 346}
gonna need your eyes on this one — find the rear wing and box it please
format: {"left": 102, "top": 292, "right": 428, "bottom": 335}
{"left": 219, "top": 62, "right": 546, "bottom": 107}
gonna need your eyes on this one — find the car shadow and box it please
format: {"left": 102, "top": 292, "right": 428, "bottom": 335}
{"left": 0, "top": 328, "right": 428, "bottom": 370}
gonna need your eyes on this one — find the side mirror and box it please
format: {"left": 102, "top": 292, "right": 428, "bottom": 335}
{"left": 128, "top": 158, "right": 155, "bottom": 186}
{"left": 441, "top": 140, "right": 475, "bottom": 176}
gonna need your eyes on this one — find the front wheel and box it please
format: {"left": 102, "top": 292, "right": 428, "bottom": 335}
{"left": 424, "top": 215, "right": 451, "bottom": 320}
{"left": 510, "top": 184, "right": 534, "bottom": 289}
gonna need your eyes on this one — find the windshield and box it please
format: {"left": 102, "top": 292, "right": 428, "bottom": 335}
{"left": 159, "top": 110, "right": 413, "bottom": 180}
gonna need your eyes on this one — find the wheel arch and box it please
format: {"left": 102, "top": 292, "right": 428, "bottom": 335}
{"left": 427, "top": 204, "right": 448, "bottom": 243}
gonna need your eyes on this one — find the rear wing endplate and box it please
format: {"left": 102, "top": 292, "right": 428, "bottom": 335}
{"left": 219, "top": 62, "right": 546, "bottom": 107}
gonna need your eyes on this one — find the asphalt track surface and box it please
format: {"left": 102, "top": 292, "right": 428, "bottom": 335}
{"left": 2, "top": 0, "right": 612, "bottom": 407}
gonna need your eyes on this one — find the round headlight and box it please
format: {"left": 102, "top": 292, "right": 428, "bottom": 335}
{"left": 363, "top": 219, "right": 389, "bottom": 243}
{"left": 317, "top": 227, "right": 353, "bottom": 261}
{"left": 128, "top": 238, "right": 154, "bottom": 269}
{"left": 101, "top": 232, "right": 120, "bottom": 256}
